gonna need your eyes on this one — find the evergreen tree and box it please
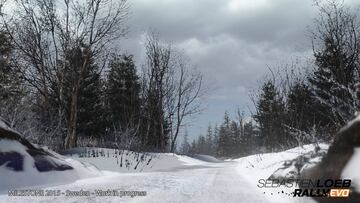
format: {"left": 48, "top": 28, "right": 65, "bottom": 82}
{"left": 106, "top": 54, "right": 141, "bottom": 132}
{"left": 229, "top": 120, "right": 240, "bottom": 156}
{"left": 77, "top": 57, "right": 104, "bottom": 138}
{"left": 217, "top": 112, "right": 232, "bottom": 157}
{"left": 212, "top": 124, "right": 219, "bottom": 153}
{"left": 179, "top": 130, "right": 191, "bottom": 155}
{"left": 309, "top": 38, "right": 355, "bottom": 130}
{"left": 205, "top": 124, "right": 214, "bottom": 155}
{"left": 286, "top": 81, "right": 329, "bottom": 142}
{"left": 189, "top": 139, "right": 198, "bottom": 155}
{"left": 254, "top": 80, "right": 288, "bottom": 152}
{"left": 62, "top": 44, "right": 105, "bottom": 141}
{"left": 243, "top": 121, "right": 256, "bottom": 154}
{"left": 309, "top": 1, "right": 360, "bottom": 132}
{"left": 197, "top": 135, "right": 207, "bottom": 154}
{"left": 287, "top": 82, "right": 315, "bottom": 131}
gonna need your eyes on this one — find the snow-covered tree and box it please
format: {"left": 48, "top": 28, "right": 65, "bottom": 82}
{"left": 309, "top": 0, "right": 360, "bottom": 133}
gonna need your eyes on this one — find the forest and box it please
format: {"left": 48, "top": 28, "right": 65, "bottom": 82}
{"left": 0, "top": 0, "right": 360, "bottom": 158}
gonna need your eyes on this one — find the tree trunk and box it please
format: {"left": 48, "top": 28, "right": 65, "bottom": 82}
{"left": 170, "top": 112, "right": 182, "bottom": 153}
{"left": 64, "top": 84, "right": 79, "bottom": 149}
{"left": 159, "top": 119, "right": 164, "bottom": 152}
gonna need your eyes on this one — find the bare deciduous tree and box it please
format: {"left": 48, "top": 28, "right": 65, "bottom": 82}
{"left": 141, "top": 33, "right": 172, "bottom": 151}
{"left": 142, "top": 33, "right": 204, "bottom": 152}
{"left": 169, "top": 57, "right": 203, "bottom": 153}
{"left": 1, "top": 0, "right": 128, "bottom": 149}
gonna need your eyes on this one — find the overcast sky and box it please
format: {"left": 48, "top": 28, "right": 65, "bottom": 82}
{"left": 119, "top": 0, "right": 359, "bottom": 141}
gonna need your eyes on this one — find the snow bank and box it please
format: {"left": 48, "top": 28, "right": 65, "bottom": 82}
{"left": 234, "top": 144, "right": 329, "bottom": 182}
{"left": 232, "top": 144, "right": 328, "bottom": 203}
{"left": 0, "top": 140, "right": 101, "bottom": 192}
{"left": 0, "top": 122, "right": 101, "bottom": 192}
{"left": 191, "top": 154, "right": 222, "bottom": 163}
{"left": 61, "top": 148, "right": 216, "bottom": 173}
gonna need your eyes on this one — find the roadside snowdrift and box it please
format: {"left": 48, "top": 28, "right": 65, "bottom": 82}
{"left": 0, "top": 119, "right": 101, "bottom": 192}
{"left": 61, "top": 148, "right": 219, "bottom": 173}
{"left": 234, "top": 144, "right": 329, "bottom": 184}
{"left": 232, "top": 144, "right": 328, "bottom": 203}
{"left": 233, "top": 112, "right": 360, "bottom": 202}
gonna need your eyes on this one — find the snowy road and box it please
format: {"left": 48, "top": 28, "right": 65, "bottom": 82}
{"left": 0, "top": 161, "right": 312, "bottom": 203}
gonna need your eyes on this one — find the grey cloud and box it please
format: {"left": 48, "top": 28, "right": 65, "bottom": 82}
{"left": 128, "top": 0, "right": 315, "bottom": 48}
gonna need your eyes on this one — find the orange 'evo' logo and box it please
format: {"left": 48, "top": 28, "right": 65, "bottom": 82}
{"left": 329, "top": 189, "right": 350, "bottom": 197}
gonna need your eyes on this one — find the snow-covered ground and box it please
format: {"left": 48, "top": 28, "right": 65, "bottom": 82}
{"left": 0, "top": 159, "right": 311, "bottom": 203}
{"left": 3, "top": 115, "right": 359, "bottom": 203}
{"left": 1, "top": 144, "right": 323, "bottom": 203}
